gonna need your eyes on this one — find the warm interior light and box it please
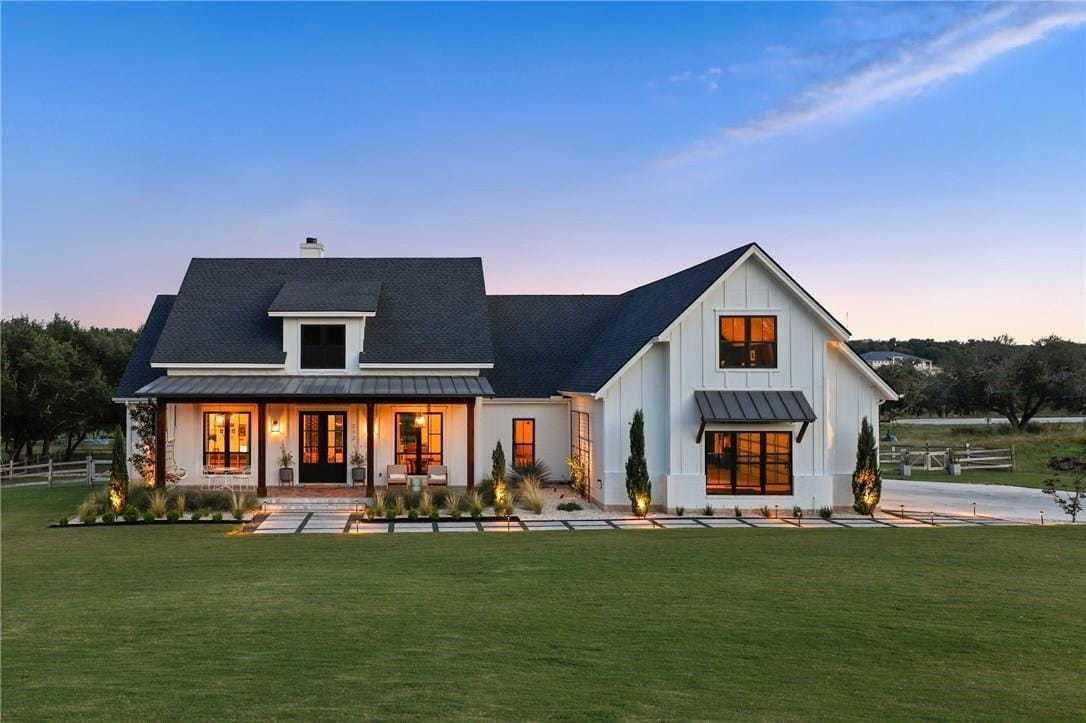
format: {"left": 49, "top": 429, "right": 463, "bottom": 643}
{"left": 271, "top": 419, "right": 280, "bottom": 433}
{"left": 414, "top": 413, "right": 426, "bottom": 427}
{"left": 215, "top": 414, "right": 225, "bottom": 425}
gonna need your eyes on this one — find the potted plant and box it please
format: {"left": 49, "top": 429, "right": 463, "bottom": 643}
{"left": 349, "top": 450, "right": 367, "bottom": 487}
{"left": 278, "top": 445, "right": 295, "bottom": 485}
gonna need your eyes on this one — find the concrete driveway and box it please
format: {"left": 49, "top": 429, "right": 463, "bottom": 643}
{"left": 881, "top": 478, "right": 1077, "bottom": 524}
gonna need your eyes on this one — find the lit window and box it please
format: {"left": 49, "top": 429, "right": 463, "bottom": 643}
{"left": 705, "top": 431, "right": 791, "bottom": 495}
{"left": 204, "top": 412, "right": 250, "bottom": 472}
{"left": 719, "top": 316, "right": 777, "bottom": 368}
{"left": 512, "top": 419, "right": 535, "bottom": 469}
{"left": 395, "top": 412, "right": 442, "bottom": 474}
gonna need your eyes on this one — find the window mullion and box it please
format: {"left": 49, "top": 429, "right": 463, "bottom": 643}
{"left": 760, "top": 432, "right": 767, "bottom": 494}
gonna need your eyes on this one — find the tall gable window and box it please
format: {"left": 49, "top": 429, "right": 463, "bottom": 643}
{"left": 512, "top": 418, "right": 535, "bottom": 468}
{"left": 300, "top": 324, "right": 346, "bottom": 369}
{"left": 719, "top": 316, "right": 777, "bottom": 368}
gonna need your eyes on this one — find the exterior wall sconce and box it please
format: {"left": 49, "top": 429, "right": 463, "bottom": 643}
{"left": 271, "top": 419, "right": 281, "bottom": 433}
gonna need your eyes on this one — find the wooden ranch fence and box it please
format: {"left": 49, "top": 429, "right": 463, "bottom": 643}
{"left": 0, "top": 456, "right": 111, "bottom": 486}
{"left": 880, "top": 444, "right": 1015, "bottom": 473}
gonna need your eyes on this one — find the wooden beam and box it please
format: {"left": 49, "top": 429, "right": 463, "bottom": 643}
{"left": 796, "top": 421, "right": 810, "bottom": 444}
{"left": 366, "top": 402, "right": 375, "bottom": 497}
{"left": 257, "top": 402, "right": 267, "bottom": 496}
{"left": 154, "top": 399, "right": 167, "bottom": 489}
{"left": 695, "top": 419, "right": 706, "bottom": 444}
{"left": 466, "top": 398, "right": 475, "bottom": 491}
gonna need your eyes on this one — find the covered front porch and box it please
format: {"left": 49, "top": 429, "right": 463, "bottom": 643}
{"left": 134, "top": 375, "right": 492, "bottom": 496}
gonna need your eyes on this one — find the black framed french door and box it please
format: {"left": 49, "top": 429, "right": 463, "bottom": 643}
{"left": 298, "top": 412, "right": 347, "bottom": 484}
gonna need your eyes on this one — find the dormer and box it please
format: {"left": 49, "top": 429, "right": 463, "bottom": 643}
{"left": 268, "top": 280, "right": 381, "bottom": 374}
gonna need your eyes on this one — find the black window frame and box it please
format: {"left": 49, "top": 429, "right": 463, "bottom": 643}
{"left": 704, "top": 430, "right": 793, "bottom": 495}
{"left": 394, "top": 412, "right": 443, "bottom": 474}
{"left": 512, "top": 418, "right": 536, "bottom": 469}
{"left": 300, "top": 324, "right": 347, "bottom": 370}
{"left": 203, "top": 411, "right": 251, "bottom": 473}
{"left": 718, "top": 315, "right": 778, "bottom": 369}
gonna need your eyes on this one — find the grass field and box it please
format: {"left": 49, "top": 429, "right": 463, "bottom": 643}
{"left": 883, "top": 422, "right": 1086, "bottom": 489}
{"left": 3, "top": 486, "right": 1084, "bottom": 721}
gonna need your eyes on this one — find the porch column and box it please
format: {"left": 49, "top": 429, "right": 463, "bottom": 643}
{"left": 366, "top": 402, "right": 375, "bottom": 497}
{"left": 154, "top": 398, "right": 167, "bottom": 489}
{"left": 257, "top": 402, "right": 267, "bottom": 496}
{"left": 466, "top": 398, "right": 475, "bottom": 491}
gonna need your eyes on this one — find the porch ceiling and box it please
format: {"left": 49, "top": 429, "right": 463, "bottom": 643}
{"left": 134, "top": 374, "right": 494, "bottom": 399}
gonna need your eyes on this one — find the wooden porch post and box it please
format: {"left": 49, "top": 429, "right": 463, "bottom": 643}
{"left": 366, "top": 402, "right": 375, "bottom": 497}
{"left": 154, "top": 399, "right": 167, "bottom": 489}
{"left": 466, "top": 398, "right": 475, "bottom": 491}
{"left": 257, "top": 402, "right": 267, "bottom": 496}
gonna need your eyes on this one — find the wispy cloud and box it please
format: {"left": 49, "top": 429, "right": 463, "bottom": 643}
{"left": 667, "top": 65, "right": 726, "bottom": 92}
{"left": 661, "top": 3, "right": 1085, "bottom": 166}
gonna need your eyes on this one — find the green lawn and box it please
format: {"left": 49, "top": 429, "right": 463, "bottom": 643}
{"left": 883, "top": 422, "right": 1086, "bottom": 489}
{"left": 3, "top": 486, "right": 1084, "bottom": 721}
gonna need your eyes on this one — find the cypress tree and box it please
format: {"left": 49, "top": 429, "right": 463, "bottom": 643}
{"left": 491, "top": 440, "right": 506, "bottom": 485}
{"left": 851, "top": 417, "right": 881, "bottom": 514}
{"left": 625, "top": 409, "right": 651, "bottom": 516}
{"left": 108, "top": 425, "right": 128, "bottom": 513}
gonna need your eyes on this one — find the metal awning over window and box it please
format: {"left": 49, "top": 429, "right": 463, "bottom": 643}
{"left": 694, "top": 390, "right": 817, "bottom": 443}
{"left": 135, "top": 375, "right": 494, "bottom": 399}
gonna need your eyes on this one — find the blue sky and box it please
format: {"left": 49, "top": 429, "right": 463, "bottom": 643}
{"left": 3, "top": 2, "right": 1083, "bottom": 340}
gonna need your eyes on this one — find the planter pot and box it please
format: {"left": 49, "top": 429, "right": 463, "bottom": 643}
{"left": 351, "top": 467, "right": 366, "bottom": 483}
{"left": 901, "top": 464, "right": 912, "bottom": 477}
{"left": 279, "top": 468, "right": 294, "bottom": 483}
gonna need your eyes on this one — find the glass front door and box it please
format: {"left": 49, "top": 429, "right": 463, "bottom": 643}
{"left": 298, "top": 412, "right": 347, "bottom": 484}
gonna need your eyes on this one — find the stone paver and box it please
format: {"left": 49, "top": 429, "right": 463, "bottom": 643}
{"left": 251, "top": 510, "right": 1027, "bottom": 535}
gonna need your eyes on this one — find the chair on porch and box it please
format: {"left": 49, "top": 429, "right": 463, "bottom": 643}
{"left": 386, "top": 464, "right": 408, "bottom": 487}
{"left": 163, "top": 440, "right": 187, "bottom": 488}
{"left": 426, "top": 465, "right": 448, "bottom": 487}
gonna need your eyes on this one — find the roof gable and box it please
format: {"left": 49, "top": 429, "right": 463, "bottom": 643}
{"left": 115, "top": 295, "right": 175, "bottom": 397}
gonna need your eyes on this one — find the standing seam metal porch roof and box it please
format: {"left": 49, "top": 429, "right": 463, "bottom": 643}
{"left": 694, "top": 390, "right": 817, "bottom": 423}
{"left": 135, "top": 375, "right": 494, "bottom": 398}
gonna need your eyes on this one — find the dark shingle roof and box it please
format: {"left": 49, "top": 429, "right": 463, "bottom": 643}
{"left": 560, "top": 244, "right": 753, "bottom": 393}
{"left": 487, "top": 295, "right": 622, "bottom": 398}
{"left": 151, "top": 258, "right": 493, "bottom": 366}
{"left": 115, "top": 295, "right": 175, "bottom": 397}
{"left": 268, "top": 280, "right": 381, "bottom": 314}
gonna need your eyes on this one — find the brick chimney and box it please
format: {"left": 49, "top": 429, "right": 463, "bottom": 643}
{"left": 299, "top": 237, "right": 324, "bottom": 259}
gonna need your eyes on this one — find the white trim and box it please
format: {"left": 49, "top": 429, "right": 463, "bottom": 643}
{"left": 482, "top": 397, "right": 570, "bottom": 405}
{"left": 358, "top": 363, "right": 495, "bottom": 370}
{"left": 112, "top": 397, "right": 139, "bottom": 403}
{"left": 557, "top": 389, "right": 604, "bottom": 400}
{"left": 594, "top": 245, "right": 851, "bottom": 396}
{"left": 268, "top": 311, "right": 375, "bottom": 318}
{"left": 831, "top": 341, "right": 899, "bottom": 401}
{"left": 151, "top": 362, "right": 285, "bottom": 369}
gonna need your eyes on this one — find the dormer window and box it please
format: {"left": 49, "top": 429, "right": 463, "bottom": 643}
{"left": 300, "top": 324, "right": 346, "bottom": 369}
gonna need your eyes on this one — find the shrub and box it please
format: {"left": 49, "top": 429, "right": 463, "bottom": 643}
{"left": 364, "top": 505, "right": 376, "bottom": 521}
{"left": 149, "top": 491, "right": 168, "bottom": 518}
{"left": 402, "top": 490, "right": 420, "bottom": 511}
{"left": 78, "top": 500, "right": 98, "bottom": 524}
{"left": 191, "top": 509, "right": 204, "bottom": 522}
{"left": 478, "top": 478, "right": 496, "bottom": 506}
{"left": 372, "top": 491, "right": 387, "bottom": 519}
{"left": 429, "top": 509, "right": 440, "bottom": 521}
{"left": 175, "top": 493, "right": 187, "bottom": 516}
{"left": 759, "top": 506, "right": 771, "bottom": 518}
{"left": 101, "top": 510, "right": 116, "bottom": 524}
{"left": 212, "top": 511, "right": 223, "bottom": 522}
{"left": 392, "top": 496, "right": 406, "bottom": 519}
{"left": 197, "top": 489, "right": 232, "bottom": 512}
{"left": 166, "top": 509, "right": 181, "bottom": 523}
{"left": 408, "top": 509, "right": 419, "bottom": 521}
{"left": 444, "top": 492, "right": 461, "bottom": 514}
{"left": 430, "top": 488, "right": 448, "bottom": 508}
{"left": 466, "top": 491, "right": 485, "bottom": 520}
{"left": 126, "top": 482, "right": 150, "bottom": 512}
{"left": 142, "top": 509, "right": 156, "bottom": 523}
{"left": 58, "top": 516, "right": 70, "bottom": 526}
{"left": 566, "top": 454, "right": 588, "bottom": 496}
{"left": 733, "top": 506, "right": 742, "bottom": 518}
{"left": 123, "top": 505, "right": 139, "bottom": 523}
{"left": 675, "top": 506, "right": 685, "bottom": 516}
{"left": 491, "top": 441, "right": 506, "bottom": 486}
{"left": 702, "top": 504, "right": 714, "bottom": 516}
{"left": 518, "top": 478, "right": 545, "bottom": 514}
{"left": 624, "top": 409, "right": 651, "bottom": 517}
{"left": 792, "top": 505, "right": 803, "bottom": 517}
{"left": 818, "top": 506, "right": 834, "bottom": 519}
{"left": 557, "top": 501, "right": 582, "bottom": 512}
{"left": 852, "top": 417, "right": 882, "bottom": 514}
{"left": 230, "top": 491, "right": 256, "bottom": 521}
{"left": 418, "top": 491, "right": 434, "bottom": 518}
{"left": 450, "top": 506, "right": 462, "bottom": 520}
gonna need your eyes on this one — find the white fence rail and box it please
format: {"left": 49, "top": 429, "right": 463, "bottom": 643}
{"left": 881, "top": 444, "right": 1015, "bottom": 473}
{"left": 1, "top": 456, "right": 111, "bottom": 486}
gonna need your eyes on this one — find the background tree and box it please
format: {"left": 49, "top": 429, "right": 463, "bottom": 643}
{"left": 945, "top": 336, "right": 1086, "bottom": 430}
{"left": 624, "top": 409, "right": 650, "bottom": 516}
{"left": 851, "top": 417, "right": 881, "bottom": 514}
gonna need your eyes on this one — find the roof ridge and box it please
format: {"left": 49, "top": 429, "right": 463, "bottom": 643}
{"left": 618, "top": 242, "right": 756, "bottom": 297}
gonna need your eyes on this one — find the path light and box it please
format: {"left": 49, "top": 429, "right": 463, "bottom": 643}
{"left": 973, "top": 502, "right": 976, "bottom": 517}
{"left": 796, "top": 509, "right": 802, "bottom": 528}
{"left": 899, "top": 504, "right": 905, "bottom": 519}
{"left": 774, "top": 504, "right": 779, "bottom": 519}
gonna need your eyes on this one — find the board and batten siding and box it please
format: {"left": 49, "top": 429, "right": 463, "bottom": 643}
{"left": 595, "top": 254, "right": 884, "bottom": 510}
{"left": 478, "top": 400, "right": 572, "bottom": 482}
